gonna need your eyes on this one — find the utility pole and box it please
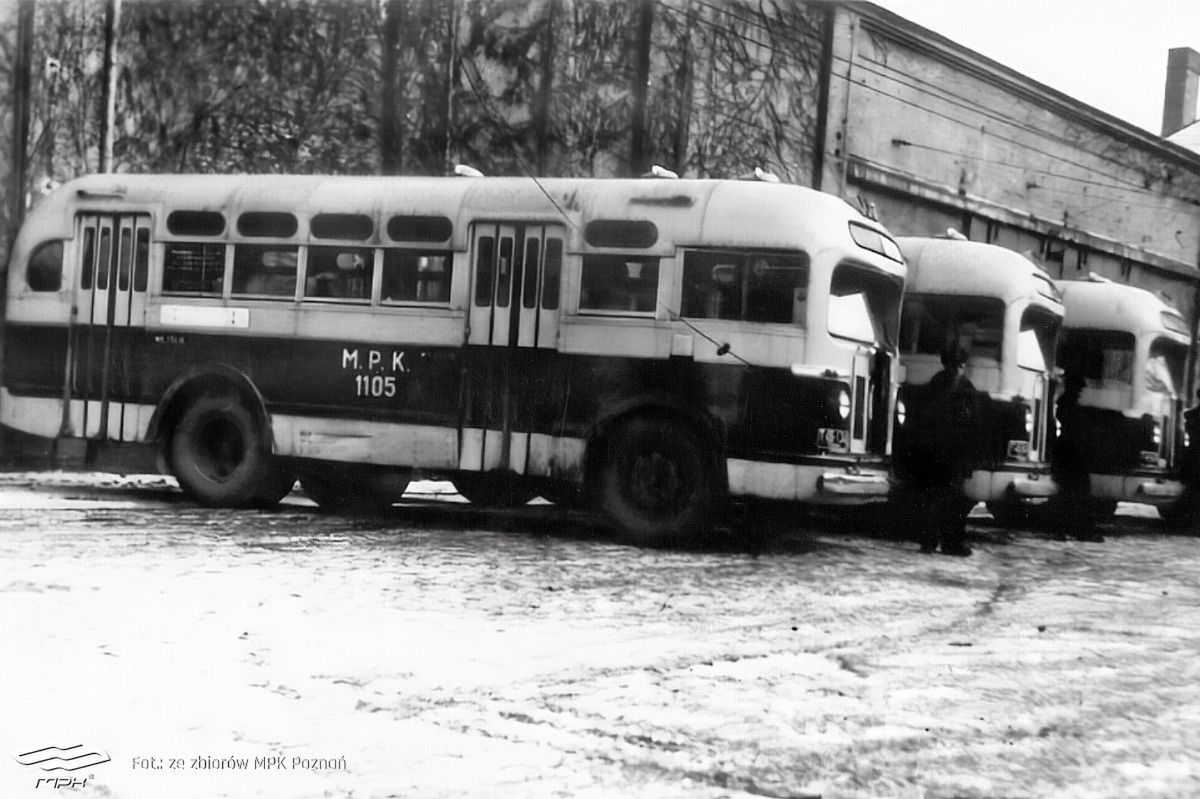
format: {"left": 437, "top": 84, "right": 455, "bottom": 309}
{"left": 98, "top": 0, "right": 120, "bottom": 173}
{"left": 628, "top": 0, "right": 653, "bottom": 176}
{"left": 381, "top": 0, "right": 405, "bottom": 175}
{"left": 10, "top": 0, "right": 34, "bottom": 234}
{"left": 534, "top": 0, "right": 557, "bottom": 175}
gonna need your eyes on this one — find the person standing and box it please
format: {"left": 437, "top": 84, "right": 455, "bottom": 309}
{"left": 909, "top": 344, "right": 977, "bottom": 556}
{"left": 1165, "top": 388, "right": 1200, "bottom": 529}
{"left": 1049, "top": 370, "right": 1103, "bottom": 542}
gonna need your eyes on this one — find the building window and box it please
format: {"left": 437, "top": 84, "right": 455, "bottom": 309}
{"left": 382, "top": 250, "right": 452, "bottom": 303}
{"left": 163, "top": 242, "right": 226, "bottom": 295}
{"left": 579, "top": 254, "right": 659, "bottom": 313}
{"left": 232, "top": 244, "right": 298, "bottom": 297}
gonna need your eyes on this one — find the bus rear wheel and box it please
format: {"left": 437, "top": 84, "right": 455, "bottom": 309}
{"left": 597, "top": 416, "right": 718, "bottom": 547}
{"left": 453, "top": 473, "right": 538, "bottom": 507}
{"left": 170, "top": 392, "right": 279, "bottom": 508}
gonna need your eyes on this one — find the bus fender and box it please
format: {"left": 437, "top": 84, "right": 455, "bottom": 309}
{"left": 147, "top": 363, "right": 276, "bottom": 469}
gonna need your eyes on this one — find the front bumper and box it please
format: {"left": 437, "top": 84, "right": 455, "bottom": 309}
{"left": 1090, "top": 473, "right": 1183, "bottom": 506}
{"left": 725, "top": 457, "right": 891, "bottom": 504}
{"left": 963, "top": 467, "right": 1058, "bottom": 503}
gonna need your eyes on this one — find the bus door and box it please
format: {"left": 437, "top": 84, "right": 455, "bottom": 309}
{"left": 462, "top": 223, "right": 565, "bottom": 473}
{"left": 849, "top": 346, "right": 874, "bottom": 454}
{"left": 71, "top": 213, "right": 151, "bottom": 442}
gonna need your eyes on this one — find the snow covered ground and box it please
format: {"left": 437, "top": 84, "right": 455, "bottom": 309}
{"left": 1, "top": 472, "right": 1198, "bottom": 798}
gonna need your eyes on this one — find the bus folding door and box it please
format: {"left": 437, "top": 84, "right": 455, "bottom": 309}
{"left": 70, "top": 213, "right": 150, "bottom": 442}
{"left": 462, "top": 223, "right": 565, "bottom": 475}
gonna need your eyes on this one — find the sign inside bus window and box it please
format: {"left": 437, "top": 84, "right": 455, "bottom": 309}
{"left": 817, "top": 427, "right": 849, "bottom": 453}
{"left": 342, "top": 347, "right": 408, "bottom": 398}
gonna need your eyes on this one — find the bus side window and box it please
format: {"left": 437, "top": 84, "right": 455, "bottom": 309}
{"left": 579, "top": 254, "right": 659, "bottom": 313}
{"left": 305, "top": 246, "right": 372, "bottom": 301}
{"left": 232, "top": 244, "right": 298, "bottom": 298}
{"left": 163, "top": 243, "right": 226, "bottom": 295}
{"left": 681, "top": 250, "right": 808, "bottom": 325}
{"left": 382, "top": 250, "right": 452, "bottom": 304}
{"left": 26, "top": 240, "right": 64, "bottom": 292}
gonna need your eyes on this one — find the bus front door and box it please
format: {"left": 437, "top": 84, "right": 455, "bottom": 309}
{"left": 462, "top": 223, "right": 565, "bottom": 475}
{"left": 70, "top": 214, "right": 150, "bottom": 443}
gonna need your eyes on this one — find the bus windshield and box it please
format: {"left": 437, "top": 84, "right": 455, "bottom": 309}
{"left": 898, "top": 294, "right": 1003, "bottom": 363}
{"left": 1059, "top": 329, "right": 1135, "bottom": 386}
{"left": 1147, "top": 338, "right": 1188, "bottom": 396}
{"left": 1017, "top": 307, "right": 1060, "bottom": 373}
{"left": 828, "top": 264, "right": 901, "bottom": 348}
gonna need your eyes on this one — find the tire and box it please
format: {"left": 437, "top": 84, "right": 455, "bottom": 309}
{"left": 453, "top": 473, "right": 538, "bottom": 508}
{"left": 597, "top": 415, "right": 719, "bottom": 546}
{"left": 170, "top": 392, "right": 276, "bottom": 508}
{"left": 254, "top": 469, "right": 297, "bottom": 507}
{"left": 301, "top": 466, "right": 408, "bottom": 513}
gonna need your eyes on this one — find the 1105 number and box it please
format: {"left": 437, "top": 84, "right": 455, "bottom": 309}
{"left": 355, "top": 374, "right": 397, "bottom": 397}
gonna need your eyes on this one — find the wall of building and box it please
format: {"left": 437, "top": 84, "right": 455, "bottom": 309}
{"left": 820, "top": 3, "right": 1200, "bottom": 327}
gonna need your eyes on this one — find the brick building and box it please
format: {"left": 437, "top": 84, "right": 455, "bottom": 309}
{"left": 816, "top": 3, "right": 1200, "bottom": 346}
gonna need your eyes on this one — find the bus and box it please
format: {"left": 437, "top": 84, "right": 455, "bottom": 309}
{"left": 893, "top": 237, "right": 1063, "bottom": 527}
{"left": 1055, "top": 276, "right": 1190, "bottom": 522}
{"left": 1, "top": 173, "right": 906, "bottom": 545}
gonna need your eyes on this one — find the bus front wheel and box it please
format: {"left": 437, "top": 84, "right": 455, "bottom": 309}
{"left": 597, "top": 416, "right": 718, "bottom": 546}
{"left": 170, "top": 392, "right": 279, "bottom": 508}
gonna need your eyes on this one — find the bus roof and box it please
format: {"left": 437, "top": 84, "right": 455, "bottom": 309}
{"left": 23, "top": 173, "right": 901, "bottom": 274}
{"left": 898, "top": 237, "right": 1062, "bottom": 312}
{"left": 1055, "top": 277, "right": 1190, "bottom": 344}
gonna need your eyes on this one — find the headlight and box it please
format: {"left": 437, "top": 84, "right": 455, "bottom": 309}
{"left": 838, "top": 389, "right": 852, "bottom": 420}
{"left": 896, "top": 398, "right": 907, "bottom": 427}
{"left": 1186, "top": 429, "right": 1192, "bottom": 449}
{"left": 1024, "top": 406, "right": 1033, "bottom": 435}
{"left": 1153, "top": 420, "right": 1162, "bottom": 447}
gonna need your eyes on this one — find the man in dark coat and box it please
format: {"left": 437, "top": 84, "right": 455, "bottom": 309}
{"left": 909, "top": 345, "right": 977, "bottom": 556}
{"left": 1049, "top": 370, "right": 1103, "bottom": 542}
{"left": 1165, "top": 388, "right": 1200, "bottom": 529}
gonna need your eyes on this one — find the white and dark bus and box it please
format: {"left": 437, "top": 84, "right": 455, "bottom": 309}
{"left": 892, "top": 237, "right": 1063, "bottom": 526}
{"left": 2, "top": 173, "right": 906, "bottom": 544}
{"left": 1055, "top": 276, "right": 1190, "bottom": 521}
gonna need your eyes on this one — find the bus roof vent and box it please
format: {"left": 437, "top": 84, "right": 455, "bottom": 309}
{"left": 453, "top": 164, "right": 484, "bottom": 177}
{"left": 737, "top": 166, "right": 780, "bottom": 183}
{"left": 641, "top": 165, "right": 679, "bottom": 179}
{"left": 1085, "top": 271, "right": 1114, "bottom": 283}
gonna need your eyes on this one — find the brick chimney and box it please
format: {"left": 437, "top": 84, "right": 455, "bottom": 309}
{"left": 1162, "top": 47, "right": 1200, "bottom": 137}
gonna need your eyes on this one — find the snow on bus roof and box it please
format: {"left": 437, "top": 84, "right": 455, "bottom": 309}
{"left": 34, "top": 173, "right": 893, "bottom": 259}
{"left": 1056, "top": 277, "right": 1188, "bottom": 341}
{"left": 897, "top": 236, "right": 1059, "bottom": 307}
